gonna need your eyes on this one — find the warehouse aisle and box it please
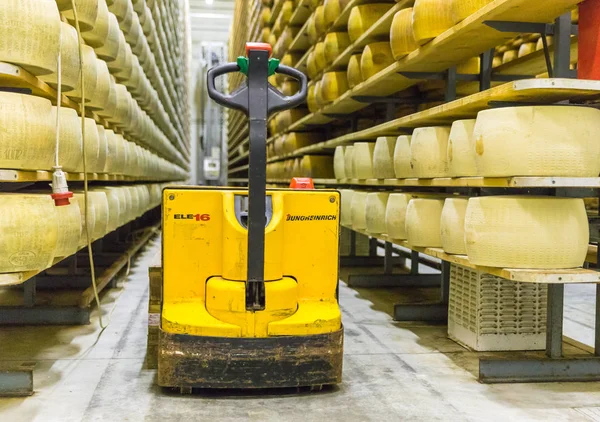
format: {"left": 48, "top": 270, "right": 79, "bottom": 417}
{"left": 2, "top": 241, "right": 600, "bottom": 422}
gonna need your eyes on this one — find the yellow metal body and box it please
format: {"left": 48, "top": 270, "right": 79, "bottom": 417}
{"left": 161, "top": 186, "right": 341, "bottom": 338}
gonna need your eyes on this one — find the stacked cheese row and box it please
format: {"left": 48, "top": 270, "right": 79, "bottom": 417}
{"left": 341, "top": 189, "right": 589, "bottom": 269}
{"left": 0, "top": 0, "right": 189, "bottom": 179}
{"left": 0, "top": 183, "right": 166, "bottom": 274}
{"left": 333, "top": 106, "right": 600, "bottom": 180}
{"left": 266, "top": 155, "right": 334, "bottom": 179}
{"left": 268, "top": 132, "right": 325, "bottom": 157}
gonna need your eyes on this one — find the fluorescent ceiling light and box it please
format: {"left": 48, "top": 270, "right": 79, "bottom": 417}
{"left": 205, "top": 0, "right": 213, "bottom": 4}
{"left": 190, "top": 12, "right": 230, "bottom": 19}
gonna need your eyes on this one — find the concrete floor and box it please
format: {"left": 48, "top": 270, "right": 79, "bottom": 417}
{"left": 2, "top": 240, "right": 600, "bottom": 421}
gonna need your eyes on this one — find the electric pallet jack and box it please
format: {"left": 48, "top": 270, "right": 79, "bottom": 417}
{"left": 157, "top": 43, "right": 343, "bottom": 390}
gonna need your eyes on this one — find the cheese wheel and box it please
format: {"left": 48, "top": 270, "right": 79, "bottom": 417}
{"left": 68, "top": 45, "right": 99, "bottom": 103}
{"left": 314, "top": 80, "right": 325, "bottom": 107}
{"left": 353, "top": 142, "right": 375, "bottom": 179}
{"left": 59, "top": 0, "right": 100, "bottom": 32}
{"left": 291, "top": 157, "right": 302, "bottom": 178}
{"left": 440, "top": 198, "right": 468, "bottom": 254}
{"left": 447, "top": 119, "right": 477, "bottom": 177}
{"left": 518, "top": 42, "right": 536, "bottom": 58}
{"left": 373, "top": 137, "right": 397, "bottom": 179}
{"left": 457, "top": 56, "right": 480, "bottom": 75}
{"left": 450, "top": 0, "right": 492, "bottom": 24}
{"left": 103, "top": 130, "right": 120, "bottom": 173}
{"left": 465, "top": 196, "right": 589, "bottom": 268}
{"left": 96, "top": 75, "right": 118, "bottom": 120}
{"left": 0, "top": 93, "right": 55, "bottom": 171}
{"left": 324, "top": 0, "right": 342, "bottom": 28}
{"left": 88, "top": 59, "right": 112, "bottom": 111}
{"left": 94, "top": 12, "right": 120, "bottom": 62}
{"left": 334, "top": 146, "right": 346, "bottom": 179}
{"left": 536, "top": 36, "right": 553, "bottom": 51}
{"left": 350, "top": 191, "right": 368, "bottom": 229}
{"left": 385, "top": 193, "right": 413, "bottom": 239}
{"left": 410, "top": 127, "right": 450, "bottom": 178}
{"left": 405, "top": 198, "right": 444, "bottom": 247}
{"left": 261, "top": 27, "right": 271, "bottom": 43}
{"left": 365, "top": 192, "right": 390, "bottom": 234}
{"left": 474, "top": 106, "right": 600, "bottom": 177}
{"left": 492, "top": 55, "right": 502, "bottom": 68}
{"left": 82, "top": 0, "right": 110, "bottom": 48}
{"left": 325, "top": 32, "right": 351, "bottom": 66}
{"left": 307, "top": 51, "right": 318, "bottom": 80}
{"left": 320, "top": 71, "right": 349, "bottom": 103}
{"left": 348, "top": 4, "right": 392, "bottom": 42}
{"left": 502, "top": 50, "right": 517, "bottom": 64}
{"left": 344, "top": 146, "right": 355, "bottom": 179}
{"left": 93, "top": 188, "right": 121, "bottom": 232}
{"left": 281, "top": 80, "right": 299, "bottom": 96}
{"left": 274, "top": 137, "right": 285, "bottom": 156}
{"left": 301, "top": 155, "right": 334, "bottom": 178}
{"left": 39, "top": 23, "right": 79, "bottom": 92}
{"left": 307, "top": 15, "right": 318, "bottom": 45}
{"left": 54, "top": 107, "right": 83, "bottom": 173}
{"left": 276, "top": 109, "right": 308, "bottom": 132}
{"left": 393, "top": 135, "right": 412, "bottom": 178}
{"left": 73, "top": 118, "right": 100, "bottom": 173}
{"left": 0, "top": 194, "right": 59, "bottom": 272}
{"left": 390, "top": 8, "right": 419, "bottom": 60}
{"left": 347, "top": 54, "right": 363, "bottom": 88}
{"left": 261, "top": 7, "right": 271, "bottom": 25}
{"left": 96, "top": 125, "right": 109, "bottom": 173}
{"left": 54, "top": 201, "right": 82, "bottom": 258}
{"left": 314, "top": 6, "right": 327, "bottom": 37}
{"left": 361, "top": 42, "right": 394, "bottom": 80}
{"left": 122, "top": 187, "right": 134, "bottom": 222}
{"left": 283, "top": 132, "right": 324, "bottom": 153}
{"left": 314, "top": 42, "right": 327, "bottom": 72}
{"left": 412, "top": 0, "right": 454, "bottom": 45}
{"left": 340, "top": 189, "right": 354, "bottom": 226}
{"left": 73, "top": 193, "right": 94, "bottom": 246}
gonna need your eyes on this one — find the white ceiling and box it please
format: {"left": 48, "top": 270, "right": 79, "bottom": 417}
{"left": 189, "top": 0, "right": 235, "bottom": 45}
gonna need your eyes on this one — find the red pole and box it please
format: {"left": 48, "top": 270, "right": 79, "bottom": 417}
{"left": 578, "top": 0, "right": 600, "bottom": 80}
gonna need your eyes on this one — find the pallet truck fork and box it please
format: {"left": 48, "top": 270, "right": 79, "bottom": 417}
{"left": 157, "top": 43, "right": 343, "bottom": 390}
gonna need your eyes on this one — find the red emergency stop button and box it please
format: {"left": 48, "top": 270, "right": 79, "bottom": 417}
{"left": 246, "top": 42, "right": 272, "bottom": 57}
{"left": 290, "top": 177, "right": 314, "bottom": 189}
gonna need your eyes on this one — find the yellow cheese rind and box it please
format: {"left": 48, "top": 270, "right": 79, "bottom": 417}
{"left": 412, "top": 0, "right": 454, "bottom": 45}
{"left": 474, "top": 106, "right": 600, "bottom": 177}
{"left": 0, "top": 194, "right": 59, "bottom": 272}
{"left": 465, "top": 196, "right": 589, "bottom": 269}
{"left": 324, "top": 32, "right": 351, "bottom": 66}
{"left": 440, "top": 198, "right": 468, "bottom": 254}
{"left": 360, "top": 42, "right": 394, "bottom": 81}
{"left": 405, "top": 198, "right": 445, "bottom": 247}
{"left": 347, "top": 54, "right": 363, "bottom": 88}
{"left": 447, "top": 119, "right": 477, "bottom": 177}
{"left": 450, "top": 0, "right": 493, "bottom": 24}
{"left": 54, "top": 202, "right": 82, "bottom": 258}
{"left": 300, "top": 156, "right": 334, "bottom": 178}
{"left": 518, "top": 42, "right": 536, "bottom": 58}
{"left": 324, "top": 0, "right": 342, "bottom": 28}
{"left": 314, "top": 6, "right": 327, "bottom": 37}
{"left": 340, "top": 189, "right": 354, "bottom": 226}
{"left": 94, "top": 12, "right": 120, "bottom": 62}
{"left": 390, "top": 8, "right": 418, "bottom": 60}
{"left": 344, "top": 146, "right": 355, "bottom": 179}
{"left": 314, "top": 42, "right": 327, "bottom": 72}
{"left": 350, "top": 191, "right": 368, "bottom": 229}
{"left": 373, "top": 137, "right": 397, "bottom": 179}
{"left": 410, "top": 127, "right": 451, "bottom": 178}
{"left": 365, "top": 193, "right": 390, "bottom": 234}
{"left": 39, "top": 22, "right": 80, "bottom": 92}
{"left": 352, "top": 142, "right": 375, "bottom": 180}
{"left": 334, "top": 146, "right": 347, "bottom": 179}
{"left": 348, "top": 4, "right": 393, "bottom": 43}
{"left": 385, "top": 193, "right": 411, "bottom": 239}
{"left": 393, "top": 135, "right": 412, "bottom": 178}
{"left": 320, "top": 71, "right": 349, "bottom": 103}
{"left": 502, "top": 49, "right": 518, "bottom": 64}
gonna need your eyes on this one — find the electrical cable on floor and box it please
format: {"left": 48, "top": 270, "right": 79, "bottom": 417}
{"left": 70, "top": 0, "right": 107, "bottom": 330}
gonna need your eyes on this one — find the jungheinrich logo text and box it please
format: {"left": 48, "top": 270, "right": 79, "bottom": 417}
{"left": 286, "top": 214, "right": 337, "bottom": 222}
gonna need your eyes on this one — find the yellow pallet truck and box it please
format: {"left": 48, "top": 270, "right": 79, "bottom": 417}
{"left": 157, "top": 43, "right": 343, "bottom": 390}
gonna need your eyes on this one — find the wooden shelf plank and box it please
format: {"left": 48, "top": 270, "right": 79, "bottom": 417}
{"left": 346, "top": 226, "right": 600, "bottom": 284}
{"left": 0, "top": 169, "right": 181, "bottom": 183}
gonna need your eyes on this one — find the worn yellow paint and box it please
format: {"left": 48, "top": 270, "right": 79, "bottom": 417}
{"left": 161, "top": 187, "right": 341, "bottom": 338}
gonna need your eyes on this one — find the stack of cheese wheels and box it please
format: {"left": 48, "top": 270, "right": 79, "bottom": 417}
{"left": 0, "top": 0, "right": 61, "bottom": 76}
{"left": 390, "top": 8, "right": 419, "bottom": 60}
{"left": 361, "top": 42, "right": 395, "bottom": 80}
{"left": 365, "top": 192, "right": 390, "bottom": 234}
{"left": 0, "top": 93, "right": 55, "bottom": 171}
{"left": 314, "top": 5, "right": 327, "bottom": 38}
{"left": 440, "top": 198, "right": 468, "bottom": 254}
{"left": 283, "top": 132, "right": 324, "bottom": 153}
{"left": 350, "top": 191, "right": 369, "bottom": 229}
{"left": 405, "top": 198, "right": 445, "bottom": 247}
{"left": 410, "top": 127, "right": 451, "bottom": 178}
{"left": 340, "top": 189, "right": 354, "bottom": 226}
{"left": 348, "top": 4, "right": 393, "bottom": 42}
{"left": 372, "top": 137, "right": 397, "bottom": 179}
{"left": 412, "top": 0, "right": 454, "bottom": 45}
{"left": 334, "top": 146, "right": 346, "bottom": 179}
{"left": 449, "top": 0, "right": 493, "bottom": 24}
{"left": 447, "top": 119, "right": 477, "bottom": 177}
{"left": 353, "top": 142, "right": 376, "bottom": 179}
{"left": 314, "top": 42, "right": 327, "bottom": 72}
{"left": 40, "top": 22, "right": 80, "bottom": 92}
{"left": 320, "top": 72, "right": 349, "bottom": 103}
{"left": 518, "top": 42, "right": 536, "bottom": 58}
{"left": 0, "top": 194, "right": 58, "bottom": 273}
{"left": 324, "top": 33, "right": 351, "bottom": 66}
{"left": 347, "top": 54, "right": 363, "bottom": 88}
{"left": 54, "top": 201, "right": 82, "bottom": 258}
{"left": 474, "top": 106, "right": 600, "bottom": 177}
{"left": 465, "top": 196, "right": 589, "bottom": 268}
{"left": 344, "top": 146, "right": 355, "bottom": 178}
{"left": 301, "top": 156, "right": 334, "bottom": 178}
{"left": 393, "top": 135, "right": 412, "bottom": 178}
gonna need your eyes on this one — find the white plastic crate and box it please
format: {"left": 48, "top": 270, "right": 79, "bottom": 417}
{"left": 448, "top": 264, "right": 547, "bottom": 351}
